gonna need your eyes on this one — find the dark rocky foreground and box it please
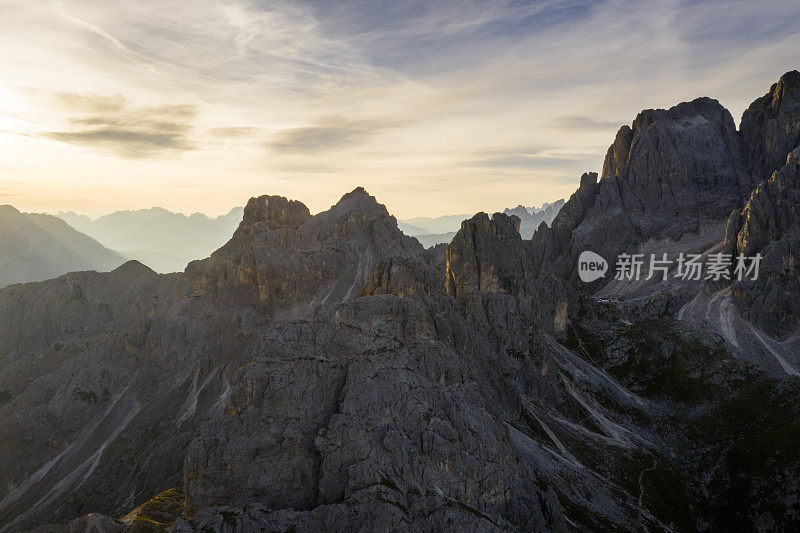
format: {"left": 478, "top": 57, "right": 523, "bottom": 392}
{"left": 1, "top": 71, "right": 800, "bottom": 532}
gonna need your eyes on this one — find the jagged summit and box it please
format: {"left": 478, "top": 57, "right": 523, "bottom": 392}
{"left": 186, "top": 186, "right": 426, "bottom": 316}
{"left": 312, "top": 186, "right": 394, "bottom": 226}
{"left": 240, "top": 194, "right": 310, "bottom": 233}
{"left": 334, "top": 185, "right": 376, "bottom": 207}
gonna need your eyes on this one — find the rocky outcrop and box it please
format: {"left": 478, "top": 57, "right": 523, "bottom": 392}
{"left": 186, "top": 188, "right": 427, "bottom": 316}
{"left": 445, "top": 211, "right": 573, "bottom": 335}
{"left": 181, "top": 294, "right": 571, "bottom": 531}
{"left": 739, "top": 70, "right": 800, "bottom": 187}
{"left": 549, "top": 172, "right": 600, "bottom": 250}
{"left": 598, "top": 97, "right": 747, "bottom": 235}
{"left": 600, "top": 124, "right": 633, "bottom": 180}
{"left": 445, "top": 213, "right": 526, "bottom": 305}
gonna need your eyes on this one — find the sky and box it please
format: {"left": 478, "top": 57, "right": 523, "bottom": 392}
{"left": 0, "top": 0, "right": 798, "bottom": 218}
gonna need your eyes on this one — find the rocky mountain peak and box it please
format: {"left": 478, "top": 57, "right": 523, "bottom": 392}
{"left": 334, "top": 185, "right": 376, "bottom": 206}
{"left": 321, "top": 186, "right": 391, "bottom": 221}
{"left": 549, "top": 172, "right": 599, "bottom": 246}
{"left": 304, "top": 187, "right": 408, "bottom": 246}
{"left": 634, "top": 96, "right": 732, "bottom": 129}
{"left": 111, "top": 259, "right": 157, "bottom": 279}
{"left": 504, "top": 204, "right": 528, "bottom": 218}
{"left": 240, "top": 194, "right": 310, "bottom": 234}
{"left": 528, "top": 96, "right": 749, "bottom": 287}
{"left": 185, "top": 187, "right": 426, "bottom": 316}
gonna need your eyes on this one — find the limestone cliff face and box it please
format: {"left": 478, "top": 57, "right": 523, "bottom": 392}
{"left": 179, "top": 202, "right": 577, "bottom": 531}
{"left": 0, "top": 260, "right": 264, "bottom": 530}
{"left": 739, "top": 70, "right": 800, "bottom": 187}
{"left": 600, "top": 125, "right": 633, "bottom": 180}
{"left": 549, "top": 172, "right": 600, "bottom": 253}
{"left": 597, "top": 98, "right": 747, "bottom": 234}
{"left": 618, "top": 98, "right": 746, "bottom": 222}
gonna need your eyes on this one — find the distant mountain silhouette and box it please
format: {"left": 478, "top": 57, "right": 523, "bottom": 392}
{"left": 58, "top": 207, "right": 243, "bottom": 273}
{"left": 400, "top": 200, "right": 564, "bottom": 246}
{"left": 0, "top": 205, "right": 125, "bottom": 288}
{"left": 398, "top": 213, "right": 471, "bottom": 235}
{"left": 503, "top": 200, "right": 565, "bottom": 238}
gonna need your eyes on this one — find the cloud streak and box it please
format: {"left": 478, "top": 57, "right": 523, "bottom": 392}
{"left": 36, "top": 94, "right": 198, "bottom": 157}
{"left": 268, "top": 117, "right": 396, "bottom": 153}
{"left": 547, "top": 116, "right": 624, "bottom": 131}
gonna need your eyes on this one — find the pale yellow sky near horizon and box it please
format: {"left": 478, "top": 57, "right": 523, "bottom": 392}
{"left": 1, "top": 0, "right": 798, "bottom": 219}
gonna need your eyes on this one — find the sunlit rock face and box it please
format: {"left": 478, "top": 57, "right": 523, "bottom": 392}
{"left": 724, "top": 147, "right": 800, "bottom": 337}
{"left": 739, "top": 70, "right": 800, "bottom": 187}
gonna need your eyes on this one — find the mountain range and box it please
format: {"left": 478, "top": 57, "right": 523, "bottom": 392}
{"left": 58, "top": 208, "right": 244, "bottom": 274}
{"left": 0, "top": 206, "right": 125, "bottom": 289}
{"left": 0, "top": 70, "right": 799, "bottom": 532}
{"left": 0, "top": 200, "right": 557, "bottom": 288}
{"left": 399, "top": 201, "right": 565, "bottom": 247}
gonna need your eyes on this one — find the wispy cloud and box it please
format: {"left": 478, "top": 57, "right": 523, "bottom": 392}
{"left": 268, "top": 117, "right": 395, "bottom": 153}
{"left": 470, "top": 154, "right": 585, "bottom": 170}
{"left": 36, "top": 94, "right": 198, "bottom": 157}
{"left": 207, "top": 126, "right": 261, "bottom": 138}
{"left": 547, "top": 116, "right": 623, "bottom": 131}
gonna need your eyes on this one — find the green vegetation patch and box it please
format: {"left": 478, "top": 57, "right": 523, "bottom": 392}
{"left": 119, "top": 486, "right": 185, "bottom": 531}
